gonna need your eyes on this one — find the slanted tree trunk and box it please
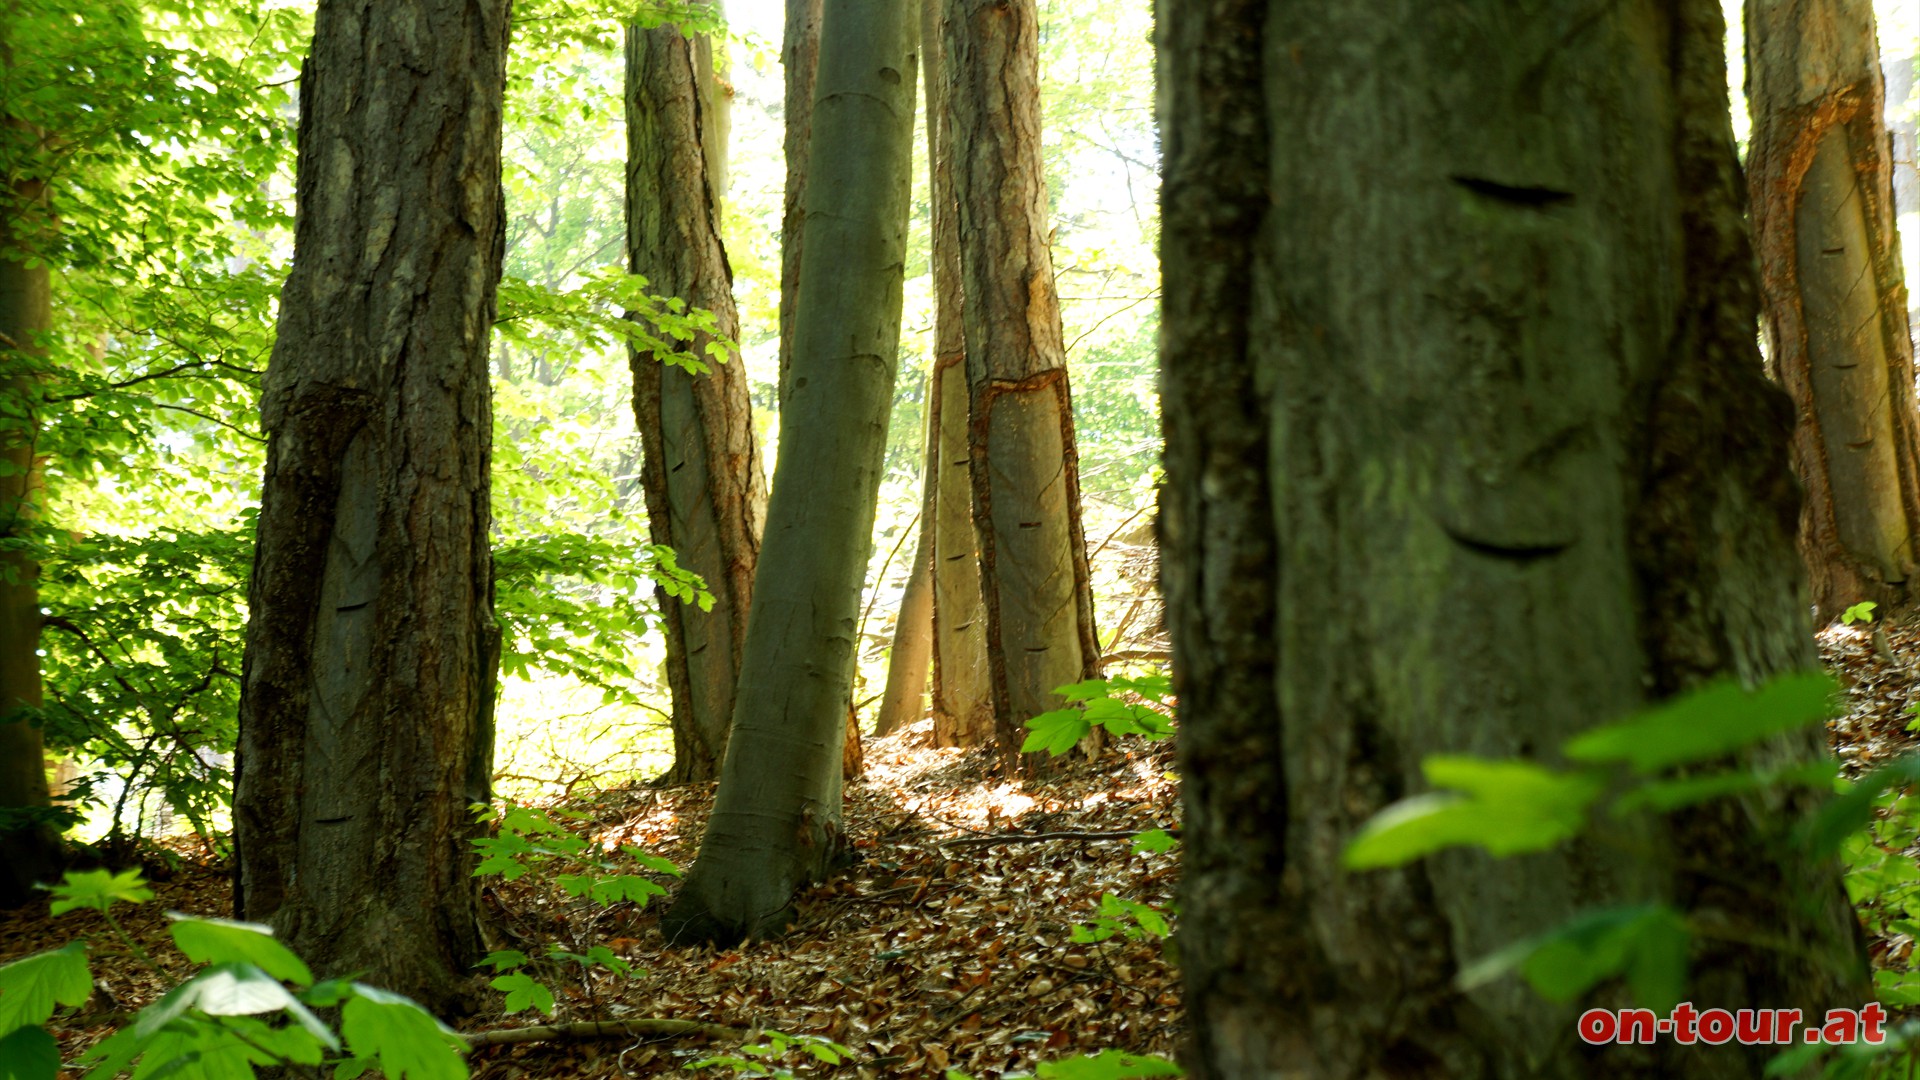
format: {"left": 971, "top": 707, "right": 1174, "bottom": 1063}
{"left": 1161, "top": 4, "right": 1868, "bottom": 1077}
{"left": 1747, "top": 0, "right": 1920, "bottom": 623}
{"left": 626, "top": 16, "right": 765, "bottom": 784}
{"left": 920, "top": 0, "right": 993, "bottom": 749}
{"left": 943, "top": 0, "right": 1098, "bottom": 762}
{"left": 0, "top": 164, "right": 60, "bottom": 909}
{"left": 660, "top": 0, "right": 917, "bottom": 945}
{"left": 776, "top": 0, "right": 824, "bottom": 406}
{"left": 233, "top": 0, "right": 509, "bottom": 1016}
{"left": 874, "top": 438, "right": 932, "bottom": 736}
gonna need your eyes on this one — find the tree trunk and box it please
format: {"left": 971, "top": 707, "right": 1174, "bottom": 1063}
{"left": 943, "top": 0, "right": 1098, "bottom": 763}
{"left": 873, "top": 439, "right": 932, "bottom": 736}
{"left": 921, "top": 0, "right": 993, "bottom": 749}
{"left": 233, "top": 0, "right": 509, "bottom": 1016}
{"left": 1747, "top": 0, "right": 1920, "bottom": 624}
{"left": 1161, "top": 4, "right": 1868, "bottom": 1078}
{"left": 626, "top": 18, "right": 765, "bottom": 785}
{"left": 660, "top": 0, "right": 917, "bottom": 945}
{"left": 0, "top": 166, "right": 60, "bottom": 909}
{"left": 776, "top": 0, "right": 824, "bottom": 407}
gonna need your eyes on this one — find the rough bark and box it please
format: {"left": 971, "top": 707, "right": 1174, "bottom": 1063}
{"left": 660, "top": 0, "right": 917, "bottom": 945}
{"left": 626, "top": 19, "right": 765, "bottom": 785}
{"left": 233, "top": 0, "right": 509, "bottom": 1016}
{"left": 776, "top": 0, "right": 824, "bottom": 407}
{"left": 1161, "top": 4, "right": 1868, "bottom": 1078}
{"left": 921, "top": 0, "right": 992, "bottom": 748}
{"left": 943, "top": 0, "right": 1098, "bottom": 763}
{"left": 1747, "top": 0, "right": 1920, "bottom": 623}
{"left": 0, "top": 166, "right": 60, "bottom": 909}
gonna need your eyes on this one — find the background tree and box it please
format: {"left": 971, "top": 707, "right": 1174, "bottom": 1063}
{"left": 776, "top": 0, "right": 824, "bottom": 406}
{"left": 662, "top": 0, "right": 917, "bottom": 944}
{"left": 626, "top": 13, "right": 767, "bottom": 783}
{"left": 1747, "top": 0, "right": 1920, "bottom": 623}
{"left": 233, "top": 0, "right": 511, "bottom": 1015}
{"left": 943, "top": 0, "right": 1098, "bottom": 760}
{"left": 1161, "top": 3, "right": 1867, "bottom": 1075}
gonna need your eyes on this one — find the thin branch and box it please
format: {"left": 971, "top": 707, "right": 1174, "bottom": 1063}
{"left": 940, "top": 829, "right": 1179, "bottom": 848}
{"left": 146, "top": 402, "right": 266, "bottom": 443}
{"left": 462, "top": 1018, "right": 746, "bottom": 1048}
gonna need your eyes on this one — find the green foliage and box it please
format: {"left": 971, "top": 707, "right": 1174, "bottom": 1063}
{"left": 1022, "top": 676, "right": 1175, "bottom": 756}
{"left": 1070, "top": 893, "right": 1172, "bottom": 945}
{"left": 1456, "top": 904, "right": 1689, "bottom": 1014}
{"left": 1344, "top": 759, "right": 1607, "bottom": 867}
{"left": 691, "top": 1030, "right": 854, "bottom": 1077}
{"left": 0, "top": 870, "right": 468, "bottom": 1080}
{"left": 943, "top": 1050, "right": 1185, "bottom": 1080}
{"left": 1843, "top": 601, "right": 1879, "bottom": 626}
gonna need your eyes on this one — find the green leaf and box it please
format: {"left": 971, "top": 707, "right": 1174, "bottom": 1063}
{"left": 589, "top": 875, "right": 667, "bottom": 906}
{"left": 1843, "top": 601, "right": 1878, "bottom": 625}
{"left": 1802, "top": 759, "right": 1920, "bottom": 856}
{"left": 1612, "top": 760, "right": 1835, "bottom": 815}
{"left": 1344, "top": 759, "right": 1606, "bottom": 868}
{"left": 169, "top": 916, "right": 313, "bottom": 986}
{"left": 1036, "top": 1050, "right": 1185, "bottom": 1078}
{"left": 0, "top": 1026, "right": 58, "bottom": 1080}
{"left": 479, "top": 951, "right": 528, "bottom": 972}
{"left": 0, "top": 943, "right": 90, "bottom": 1036}
{"left": 1131, "top": 828, "right": 1177, "bottom": 855}
{"left": 1564, "top": 674, "right": 1836, "bottom": 773}
{"left": 1053, "top": 680, "right": 1112, "bottom": 703}
{"left": 1456, "top": 904, "right": 1688, "bottom": 1011}
{"left": 48, "top": 868, "right": 153, "bottom": 916}
{"left": 621, "top": 846, "right": 682, "bottom": 877}
{"left": 341, "top": 986, "right": 467, "bottom": 1080}
{"left": 135, "top": 964, "right": 300, "bottom": 1040}
{"left": 1022, "top": 708, "right": 1089, "bottom": 757}
{"left": 489, "top": 973, "right": 555, "bottom": 1017}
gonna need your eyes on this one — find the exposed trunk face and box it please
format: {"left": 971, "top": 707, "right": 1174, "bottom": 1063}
{"left": 1161, "top": 4, "right": 1866, "bottom": 1077}
{"left": 626, "top": 22, "right": 765, "bottom": 785}
{"left": 942, "top": 0, "right": 1097, "bottom": 760}
{"left": 661, "top": 0, "right": 917, "bottom": 946}
{"left": 1747, "top": 0, "right": 1920, "bottom": 622}
{"left": 777, "top": 0, "right": 824, "bottom": 407}
{"left": 0, "top": 172, "right": 60, "bottom": 909}
{"left": 920, "top": 0, "right": 992, "bottom": 748}
{"left": 234, "top": 0, "right": 509, "bottom": 1016}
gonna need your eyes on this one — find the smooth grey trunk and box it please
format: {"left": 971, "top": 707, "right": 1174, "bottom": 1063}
{"left": 0, "top": 166, "right": 60, "bottom": 909}
{"left": 776, "top": 0, "right": 824, "bottom": 407}
{"left": 1746, "top": 0, "right": 1920, "bottom": 622}
{"left": 234, "top": 0, "right": 509, "bottom": 1016}
{"left": 626, "top": 18, "right": 766, "bottom": 784}
{"left": 1161, "top": 3, "right": 1867, "bottom": 1077}
{"left": 920, "top": 0, "right": 992, "bottom": 748}
{"left": 942, "top": 0, "right": 1098, "bottom": 763}
{"left": 660, "top": 0, "right": 917, "bottom": 945}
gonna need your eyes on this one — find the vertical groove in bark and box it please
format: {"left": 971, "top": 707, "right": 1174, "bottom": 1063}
{"left": 921, "top": 0, "right": 992, "bottom": 748}
{"left": 1746, "top": 0, "right": 1920, "bottom": 623}
{"left": 0, "top": 163, "right": 60, "bottom": 908}
{"left": 1163, "top": 3, "right": 1867, "bottom": 1077}
{"left": 234, "top": 0, "right": 509, "bottom": 1016}
{"left": 661, "top": 0, "right": 917, "bottom": 946}
{"left": 942, "top": 0, "right": 1098, "bottom": 765}
{"left": 626, "top": 20, "right": 765, "bottom": 785}
{"left": 777, "top": 0, "right": 824, "bottom": 408}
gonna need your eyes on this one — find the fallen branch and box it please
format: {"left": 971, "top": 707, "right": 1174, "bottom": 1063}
{"left": 939, "top": 829, "right": 1180, "bottom": 848}
{"left": 463, "top": 1018, "right": 746, "bottom": 1049}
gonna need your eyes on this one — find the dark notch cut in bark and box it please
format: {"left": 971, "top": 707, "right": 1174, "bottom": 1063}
{"left": 1747, "top": 0, "right": 1920, "bottom": 623}
{"left": 233, "top": 0, "right": 509, "bottom": 1016}
{"left": 1161, "top": 3, "right": 1866, "bottom": 1076}
{"left": 0, "top": 146, "right": 62, "bottom": 907}
{"left": 660, "top": 0, "right": 918, "bottom": 946}
{"left": 942, "top": 0, "right": 1098, "bottom": 769}
{"left": 625, "top": 16, "right": 766, "bottom": 784}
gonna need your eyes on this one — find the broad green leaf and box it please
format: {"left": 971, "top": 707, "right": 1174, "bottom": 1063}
{"left": 169, "top": 916, "right": 313, "bottom": 986}
{"left": 1131, "top": 828, "right": 1177, "bottom": 854}
{"left": 1054, "top": 680, "right": 1112, "bottom": 703}
{"left": 489, "top": 973, "right": 555, "bottom": 1017}
{"left": 479, "top": 951, "right": 528, "bottom": 972}
{"left": 1036, "top": 1050, "right": 1185, "bottom": 1078}
{"left": 0, "top": 1026, "right": 58, "bottom": 1080}
{"left": 0, "top": 943, "right": 90, "bottom": 1036}
{"left": 1804, "top": 759, "right": 1920, "bottom": 856}
{"left": 1023, "top": 708, "right": 1089, "bottom": 756}
{"left": 49, "top": 868, "right": 153, "bottom": 916}
{"left": 1344, "top": 760, "right": 1606, "bottom": 868}
{"left": 1457, "top": 904, "right": 1688, "bottom": 1010}
{"left": 1564, "top": 674, "right": 1836, "bottom": 773}
{"left": 589, "top": 875, "right": 667, "bottom": 906}
{"left": 621, "top": 846, "right": 682, "bottom": 876}
{"left": 1613, "top": 760, "right": 1835, "bottom": 815}
{"left": 341, "top": 986, "right": 467, "bottom": 1080}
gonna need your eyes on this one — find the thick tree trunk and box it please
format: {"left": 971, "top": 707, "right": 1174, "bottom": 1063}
{"left": 921, "top": 0, "right": 992, "bottom": 749}
{"left": 0, "top": 169, "right": 60, "bottom": 909}
{"left": 1747, "top": 0, "right": 1920, "bottom": 624}
{"left": 1161, "top": 4, "right": 1867, "bottom": 1078}
{"left": 626, "top": 19, "right": 765, "bottom": 785}
{"left": 874, "top": 428, "right": 933, "bottom": 737}
{"left": 660, "top": 0, "right": 916, "bottom": 945}
{"left": 234, "top": 0, "right": 509, "bottom": 1016}
{"left": 776, "top": 0, "right": 824, "bottom": 407}
{"left": 942, "top": 0, "right": 1098, "bottom": 763}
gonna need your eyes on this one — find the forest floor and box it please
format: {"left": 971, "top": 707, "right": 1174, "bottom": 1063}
{"left": 1, "top": 724, "right": 1183, "bottom": 1078}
